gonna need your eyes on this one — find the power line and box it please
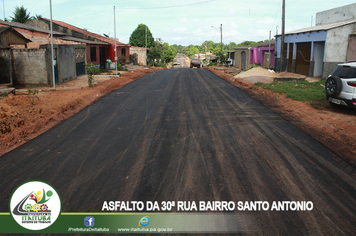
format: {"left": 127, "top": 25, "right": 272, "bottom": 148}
{"left": 29, "top": 0, "right": 41, "bottom": 13}
{"left": 116, "top": 0, "right": 217, "bottom": 10}
{"left": 150, "top": 27, "right": 208, "bottom": 36}
{"left": 270, "top": 0, "right": 282, "bottom": 33}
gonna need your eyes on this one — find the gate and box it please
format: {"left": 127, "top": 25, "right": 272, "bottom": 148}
{"left": 75, "top": 48, "right": 85, "bottom": 76}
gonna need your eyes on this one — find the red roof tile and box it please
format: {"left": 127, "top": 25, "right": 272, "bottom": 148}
{"left": 41, "top": 18, "right": 130, "bottom": 47}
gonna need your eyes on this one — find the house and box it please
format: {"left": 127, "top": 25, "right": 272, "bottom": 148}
{"left": 250, "top": 40, "right": 275, "bottom": 69}
{"left": 274, "top": 3, "right": 356, "bottom": 77}
{"left": 0, "top": 26, "right": 31, "bottom": 48}
{"left": 0, "top": 27, "right": 31, "bottom": 84}
{"left": 27, "top": 18, "right": 130, "bottom": 69}
{"left": 0, "top": 20, "right": 85, "bottom": 86}
{"left": 0, "top": 20, "right": 80, "bottom": 48}
{"left": 233, "top": 46, "right": 251, "bottom": 70}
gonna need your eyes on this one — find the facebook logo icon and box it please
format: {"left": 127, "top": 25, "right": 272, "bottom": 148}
{"left": 84, "top": 216, "right": 95, "bottom": 227}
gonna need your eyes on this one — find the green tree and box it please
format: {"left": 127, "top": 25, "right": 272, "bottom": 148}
{"left": 212, "top": 47, "right": 221, "bottom": 56}
{"left": 161, "top": 49, "right": 174, "bottom": 63}
{"left": 147, "top": 47, "right": 161, "bottom": 62}
{"left": 189, "top": 46, "right": 199, "bottom": 57}
{"left": 237, "top": 41, "right": 259, "bottom": 46}
{"left": 129, "top": 24, "right": 154, "bottom": 48}
{"left": 10, "top": 5, "right": 34, "bottom": 23}
{"left": 170, "top": 44, "right": 178, "bottom": 56}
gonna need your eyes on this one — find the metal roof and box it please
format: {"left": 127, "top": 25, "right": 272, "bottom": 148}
{"left": 40, "top": 18, "right": 130, "bottom": 47}
{"left": 253, "top": 40, "right": 275, "bottom": 48}
{"left": 0, "top": 20, "right": 66, "bottom": 36}
{"left": 277, "top": 18, "right": 356, "bottom": 36}
{"left": 61, "top": 36, "right": 110, "bottom": 45}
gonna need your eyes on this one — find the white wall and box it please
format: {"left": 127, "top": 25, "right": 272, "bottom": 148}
{"left": 316, "top": 3, "right": 356, "bottom": 25}
{"left": 324, "top": 23, "right": 356, "bottom": 62}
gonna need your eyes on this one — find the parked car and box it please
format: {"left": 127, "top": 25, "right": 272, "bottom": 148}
{"left": 325, "top": 62, "right": 356, "bottom": 108}
{"left": 190, "top": 58, "right": 203, "bottom": 68}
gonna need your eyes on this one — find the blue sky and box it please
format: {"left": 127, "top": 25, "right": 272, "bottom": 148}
{"left": 2, "top": 0, "right": 356, "bottom": 46}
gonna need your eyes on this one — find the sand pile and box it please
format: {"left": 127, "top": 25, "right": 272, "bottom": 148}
{"left": 234, "top": 67, "right": 277, "bottom": 79}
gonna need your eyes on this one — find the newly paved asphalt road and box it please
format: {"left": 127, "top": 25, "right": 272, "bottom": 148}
{"left": 0, "top": 68, "right": 355, "bottom": 235}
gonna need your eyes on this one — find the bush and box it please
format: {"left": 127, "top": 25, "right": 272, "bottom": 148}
{"left": 130, "top": 53, "right": 138, "bottom": 65}
{"left": 246, "top": 64, "right": 261, "bottom": 71}
{"left": 153, "top": 62, "right": 166, "bottom": 67}
{"left": 117, "top": 64, "right": 128, "bottom": 71}
{"left": 118, "top": 55, "right": 126, "bottom": 66}
{"left": 85, "top": 63, "right": 100, "bottom": 88}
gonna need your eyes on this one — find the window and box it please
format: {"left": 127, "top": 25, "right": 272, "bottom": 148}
{"left": 121, "top": 48, "right": 126, "bottom": 56}
{"left": 90, "top": 47, "right": 96, "bottom": 62}
{"left": 332, "top": 65, "right": 356, "bottom": 79}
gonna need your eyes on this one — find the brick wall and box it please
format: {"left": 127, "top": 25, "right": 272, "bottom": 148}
{"left": 75, "top": 48, "right": 85, "bottom": 63}
{"left": 12, "top": 49, "right": 49, "bottom": 85}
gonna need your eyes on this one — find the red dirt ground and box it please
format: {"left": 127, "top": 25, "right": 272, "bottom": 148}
{"left": 0, "top": 67, "right": 163, "bottom": 156}
{"left": 206, "top": 67, "right": 356, "bottom": 166}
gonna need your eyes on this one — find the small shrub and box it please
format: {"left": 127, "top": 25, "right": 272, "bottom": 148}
{"left": 117, "top": 55, "right": 126, "bottom": 66}
{"left": 153, "top": 62, "right": 166, "bottom": 67}
{"left": 85, "top": 63, "right": 100, "bottom": 88}
{"left": 246, "top": 64, "right": 261, "bottom": 71}
{"left": 27, "top": 88, "right": 39, "bottom": 105}
{"left": 117, "top": 64, "right": 128, "bottom": 71}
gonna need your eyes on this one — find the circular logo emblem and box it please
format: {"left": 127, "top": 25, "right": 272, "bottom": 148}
{"left": 138, "top": 216, "right": 150, "bottom": 226}
{"left": 9, "top": 180, "right": 61, "bottom": 230}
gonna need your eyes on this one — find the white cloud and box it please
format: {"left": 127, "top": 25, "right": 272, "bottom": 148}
{"left": 3, "top": 0, "right": 356, "bottom": 45}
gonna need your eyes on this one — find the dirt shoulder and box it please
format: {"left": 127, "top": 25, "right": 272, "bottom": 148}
{"left": 0, "top": 67, "right": 163, "bottom": 156}
{"left": 205, "top": 67, "right": 356, "bottom": 166}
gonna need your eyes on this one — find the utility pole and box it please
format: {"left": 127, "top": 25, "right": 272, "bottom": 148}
{"left": 114, "top": 6, "right": 117, "bottom": 76}
{"left": 220, "top": 24, "right": 222, "bottom": 55}
{"left": 145, "top": 25, "right": 147, "bottom": 67}
{"left": 50, "top": 0, "right": 55, "bottom": 89}
{"left": 279, "top": 0, "right": 285, "bottom": 72}
{"left": 211, "top": 24, "right": 223, "bottom": 63}
{"left": 268, "top": 30, "right": 271, "bottom": 70}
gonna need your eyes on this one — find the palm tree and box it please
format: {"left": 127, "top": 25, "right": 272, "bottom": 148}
{"left": 10, "top": 6, "right": 34, "bottom": 23}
